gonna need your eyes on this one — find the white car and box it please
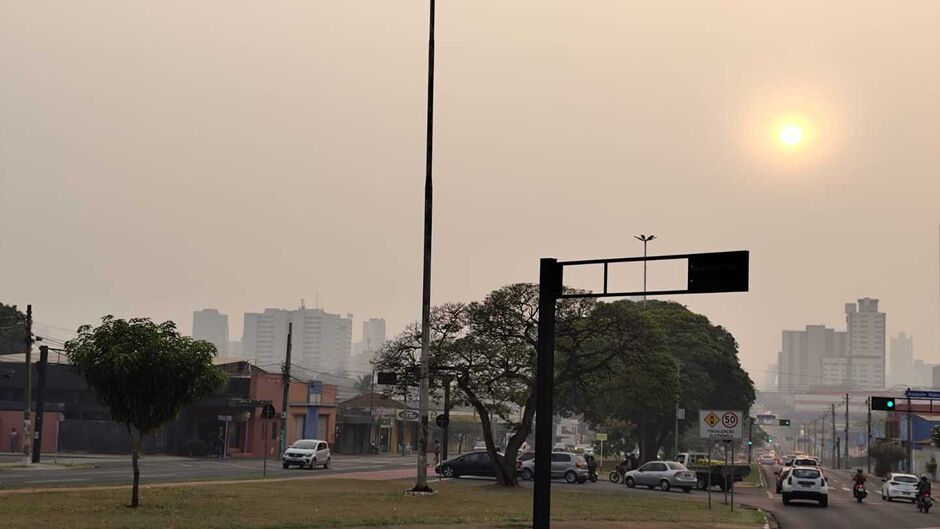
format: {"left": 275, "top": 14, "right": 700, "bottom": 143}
{"left": 781, "top": 466, "right": 828, "bottom": 507}
{"left": 282, "top": 439, "right": 331, "bottom": 469}
{"left": 882, "top": 473, "right": 919, "bottom": 502}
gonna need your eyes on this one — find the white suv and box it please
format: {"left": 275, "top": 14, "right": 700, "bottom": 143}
{"left": 781, "top": 466, "right": 828, "bottom": 507}
{"left": 282, "top": 439, "right": 331, "bottom": 469}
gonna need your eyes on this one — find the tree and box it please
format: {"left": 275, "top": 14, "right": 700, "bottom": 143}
{"left": 931, "top": 424, "right": 940, "bottom": 448}
{"left": 557, "top": 300, "right": 755, "bottom": 463}
{"left": 870, "top": 441, "right": 906, "bottom": 477}
{"left": 65, "top": 316, "right": 227, "bottom": 507}
{"left": 0, "top": 303, "right": 26, "bottom": 355}
{"left": 354, "top": 373, "right": 373, "bottom": 394}
{"left": 375, "top": 284, "right": 594, "bottom": 486}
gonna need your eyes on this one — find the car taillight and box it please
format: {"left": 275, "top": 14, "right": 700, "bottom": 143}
{"left": 576, "top": 460, "right": 584, "bottom": 468}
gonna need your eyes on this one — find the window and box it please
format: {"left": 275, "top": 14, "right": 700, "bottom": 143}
{"left": 667, "top": 462, "right": 688, "bottom": 471}
{"left": 792, "top": 468, "right": 820, "bottom": 479}
{"left": 551, "top": 454, "right": 570, "bottom": 463}
{"left": 318, "top": 442, "right": 328, "bottom": 450}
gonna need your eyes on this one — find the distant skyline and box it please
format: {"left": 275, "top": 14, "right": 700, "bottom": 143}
{"left": 2, "top": 1, "right": 939, "bottom": 385}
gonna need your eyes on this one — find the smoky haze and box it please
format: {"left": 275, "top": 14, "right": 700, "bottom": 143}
{"left": 1, "top": 1, "right": 938, "bottom": 384}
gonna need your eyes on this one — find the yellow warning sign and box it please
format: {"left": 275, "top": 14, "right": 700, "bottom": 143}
{"left": 703, "top": 412, "right": 720, "bottom": 428}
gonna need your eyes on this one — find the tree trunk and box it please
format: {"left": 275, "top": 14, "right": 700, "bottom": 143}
{"left": 129, "top": 425, "right": 142, "bottom": 508}
{"left": 458, "top": 378, "right": 528, "bottom": 487}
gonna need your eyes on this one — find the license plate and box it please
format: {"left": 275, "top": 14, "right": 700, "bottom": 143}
{"left": 901, "top": 492, "right": 912, "bottom": 495}
{"left": 798, "top": 481, "right": 813, "bottom": 487}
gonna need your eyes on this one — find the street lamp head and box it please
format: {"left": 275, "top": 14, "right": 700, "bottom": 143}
{"left": 634, "top": 234, "right": 657, "bottom": 242}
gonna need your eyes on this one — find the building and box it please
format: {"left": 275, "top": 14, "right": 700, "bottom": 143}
{"left": 844, "top": 298, "right": 886, "bottom": 388}
{"left": 350, "top": 318, "right": 387, "bottom": 376}
{"left": 242, "top": 305, "right": 353, "bottom": 376}
{"left": 889, "top": 333, "right": 915, "bottom": 386}
{"left": 913, "top": 359, "right": 938, "bottom": 388}
{"left": 193, "top": 309, "right": 229, "bottom": 356}
{"left": 778, "top": 325, "right": 848, "bottom": 391}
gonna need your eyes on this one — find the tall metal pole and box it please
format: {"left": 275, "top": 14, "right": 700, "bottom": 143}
{"left": 844, "top": 393, "right": 849, "bottom": 468}
{"left": 31, "top": 345, "right": 49, "bottom": 463}
{"left": 279, "top": 322, "right": 293, "bottom": 455}
{"left": 674, "top": 361, "right": 680, "bottom": 458}
{"left": 413, "top": 0, "right": 436, "bottom": 492}
{"left": 634, "top": 235, "right": 656, "bottom": 306}
{"left": 22, "top": 304, "right": 32, "bottom": 463}
{"left": 866, "top": 397, "right": 871, "bottom": 474}
{"left": 533, "top": 258, "right": 560, "bottom": 529}
{"left": 442, "top": 376, "right": 451, "bottom": 462}
{"left": 831, "top": 403, "right": 837, "bottom": 468}
{"left": 907, "top": 396, "right": 913, "bottom": 473}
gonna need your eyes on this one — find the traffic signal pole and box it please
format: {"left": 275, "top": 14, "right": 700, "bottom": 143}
{"left": 533, "top": 258, "right": 560, "bottom": 529}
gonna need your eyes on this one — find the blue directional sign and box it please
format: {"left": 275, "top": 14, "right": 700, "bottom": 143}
{"left": 904, "top": 389, "right": 940, "bottom": 399}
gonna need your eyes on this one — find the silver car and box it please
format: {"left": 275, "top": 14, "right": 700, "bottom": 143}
{"left": 624, "top": 461, "right": 697, "bottom": 492}
{"left": 519, "top": 452, "right": 590, "bottom": 483}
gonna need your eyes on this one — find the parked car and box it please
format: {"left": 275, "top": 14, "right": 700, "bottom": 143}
{"left": 436, "top": 451, "right": 500, "bottom": 479}
{"left": 781, "top": 466, "right": 828, "bottom": 507}
{"left": 281, "top": 439, "right": 331, "bottom": 469}
{"left": 519, "top": 452, "right": 589, "bottom": 483}
{"left": 882, "top": 473, "right": 919, "bottom": 502}
{"left": 774, "top": 467, "right": 791, "bottom": 493}
{"left": 624, "top": 461, "right": 697, "bottom": 493}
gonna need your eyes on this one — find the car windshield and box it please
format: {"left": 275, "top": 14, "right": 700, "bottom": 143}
{"left": 291, "top": 441, "right": 317, "bottom": 449}
{"left": 894, "top": 476, "right": 919, "bottom": 484}
{"left": 792, "top": 469, "right": 820, "bottom": 479}
{"left": 667, "top": 462, "right": 688, "bottom": 470}
{"left": 794, "top": 459, "right": 817, "bottom": 466}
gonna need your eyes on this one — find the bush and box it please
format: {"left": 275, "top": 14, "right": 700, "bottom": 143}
{"left": 186, "top": 438, "right": 209, "bottom": 457}
{"left": 870, "top": 441, "right": 905, "bottom": 477}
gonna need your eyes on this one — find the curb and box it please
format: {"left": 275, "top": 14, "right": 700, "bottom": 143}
{"left": 762, "top": 509, "right": 780, "bottom": 529}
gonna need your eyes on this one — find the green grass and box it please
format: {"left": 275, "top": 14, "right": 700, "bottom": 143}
{"left": 0, "top": 478, "right": 765, "bottom": 529}
{"left": 742, "top": 464, "right": 763, "bottom": 486}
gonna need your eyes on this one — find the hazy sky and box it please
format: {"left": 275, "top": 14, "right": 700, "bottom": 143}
{"left": 2, "top": 1, "right": 939, "bottom": 387}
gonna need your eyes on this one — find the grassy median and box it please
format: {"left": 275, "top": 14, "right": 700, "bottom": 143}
{"left": 0, "top": 478, "right": 763, "bottom": 529}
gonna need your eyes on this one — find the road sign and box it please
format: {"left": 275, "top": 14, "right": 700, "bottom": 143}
{"left": 435, "top": 414, "right": 449, "bottom": 428}
{"left": 596, "top": 433, "right": 608, "bottom": 441}
{"left": 756, "top": 413, "right": 777, "bottom": 425}
{"left": 904, "top": 389, "right": 940, "bottom": 399}
{"left": 676, "top": 408, "right": 685, "bottom": 420}
{"left": 699, "top": 410, "right": 743, "bottom": 440}
{"left": 397, "top": 409, "right": 420, "bottom": 422}
{"left": 217, "top": 415, "right": 232, "bottom": 422}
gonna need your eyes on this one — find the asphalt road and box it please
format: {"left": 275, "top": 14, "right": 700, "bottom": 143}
{"left": 0, "top": 453, "right": 417, "bottom": 489}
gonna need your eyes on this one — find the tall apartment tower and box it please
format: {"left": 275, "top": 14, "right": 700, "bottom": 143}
{"left": 889, "top": 332, "right": 914, "bottom": 386}
{"left": 845, "top": 298, "right": 886, "bottom": 388}
{"left": 242, "top": 306, "right": 352, "bottom": 375}
{"left": 192, "top": 309, "right": 229, "bottom": 356}
{"left": 361, "top": 318, "right": 387, "bottom": 354}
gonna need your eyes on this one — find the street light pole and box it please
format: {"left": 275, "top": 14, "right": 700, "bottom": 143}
{"left": 414, "top": 0, "right": 436, "bottom": 493}
{"left": 634, "top": 235, "right": 656, "bottom": 306}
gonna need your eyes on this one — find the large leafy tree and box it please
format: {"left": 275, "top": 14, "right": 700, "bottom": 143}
{"left": 375, "top": 284, "right": 594, "bottom": 486}
{"left": 558, "top": 300, "right": 755, "bottom": 463}
{"left": 66, "top": 316, "right": 227, "bottom": 507}
{"left": 0, "top": 303, "right": 26, "bottom": 355}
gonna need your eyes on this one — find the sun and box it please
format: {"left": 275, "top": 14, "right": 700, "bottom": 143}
{"left": 779, "top": 124, "right": 803, "bottom": 146}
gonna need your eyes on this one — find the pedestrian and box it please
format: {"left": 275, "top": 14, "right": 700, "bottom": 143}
{"left": 214, "top": 427, "right": 225, "bottom": 459}
{"left": 9, "top": 427, "right": 18, "bottom": 453}
{"left": 434, "top": 440, "right": 441, "bottom": 465}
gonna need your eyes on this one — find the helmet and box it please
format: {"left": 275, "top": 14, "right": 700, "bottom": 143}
{"left": 922, "top": 474, "right": 929, "bottom": 480}
{"left": 857, "top": 469, "right": 863, "bottom": 473}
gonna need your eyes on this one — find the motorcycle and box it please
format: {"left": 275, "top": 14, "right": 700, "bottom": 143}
{"left": 609, "top": 461, "right": 629, "bottom": 484}
{"left": 854, "top": 482, "right": 867, "bottom": 503}
{"left": 917, "top": 491, "right": 933, "bottom": 513}
{"left": 587, "top": 469, "right": 599, "bottom": 483}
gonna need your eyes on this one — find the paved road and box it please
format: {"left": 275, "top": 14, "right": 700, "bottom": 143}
{"left": 733, "top": 464, "right": 940, "bottom": 529}
{"left": 0, "top": 453, "right": 417, "bottom": 489}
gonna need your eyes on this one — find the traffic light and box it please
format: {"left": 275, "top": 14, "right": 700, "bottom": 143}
{"left": 768, "top": 437, "right": 773, "bottom": 443}
{"left": 871, "top": 397, "right": 896, "bottom": 411}
{"left": 779, "top": 419, "right": 791, "bottom": 427}
{"left": 747, "top": 440, "right": 753, "bottom": 447}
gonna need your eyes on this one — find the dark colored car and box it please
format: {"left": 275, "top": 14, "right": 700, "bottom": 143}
{"left": 775, "top": 466, "right": 792, "bottom": 493}
{"left": 435, "top": 451, "right": 500, "bottom": 479}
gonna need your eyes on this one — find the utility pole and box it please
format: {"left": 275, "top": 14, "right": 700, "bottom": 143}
{"left": 414, "top": 0, "right": 436, "bottom": 493}
{"left": 22, "top": 304, "right": 32, "bottom": 463}
{"left": 674, "top": 361, "right": 680, "bottom": 458}
{"left": 844, "top": 393, "right": 849, "bottom": 469}
{"left": 747, "top": 415, "right": 753, "bottom": 464}
{"left": 634, "top": 234, "right": 656, "bottom": 306}
{"left": 31, "top": 345, "right": 49, "bottom": 463}
{"left": 831, "top": 403, "right": 837, "bottom": 468}
{"left": 442, "top": 375, "right": 451, "bottom": 462}
{"left": 369, "top": 370, "right": 376, "bottom": 450}
{"left": 279, "top": 322, "right": 293, "bottom": 455}
{"left": 866, "top": 397, "right": 872, "bottom": 474}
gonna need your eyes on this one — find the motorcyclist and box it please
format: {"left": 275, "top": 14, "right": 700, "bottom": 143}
{"left": 853, "top": 469, "right": 867, "bottom": 486}
{"left": 917, "top": 474, "right": 932, "bottom": 502}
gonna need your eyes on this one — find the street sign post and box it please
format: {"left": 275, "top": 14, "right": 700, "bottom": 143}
{"left": 534, "top": 250, "right": 749, "bottom": 529}
{"left": 700, "top": 410, "right": 743, "bottom": 440}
